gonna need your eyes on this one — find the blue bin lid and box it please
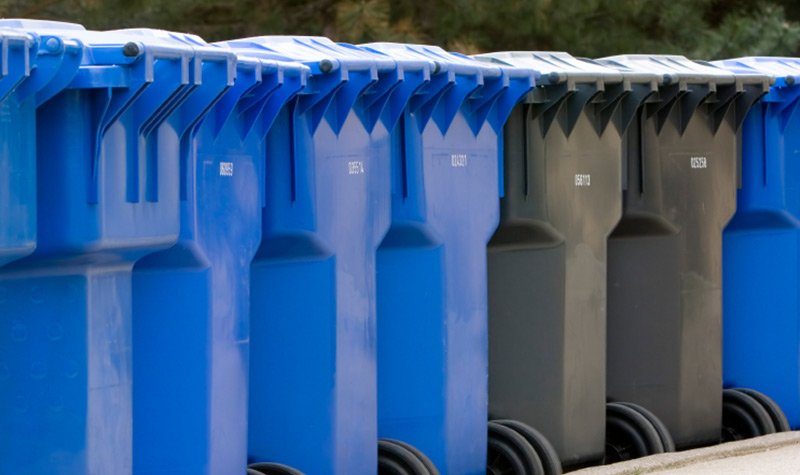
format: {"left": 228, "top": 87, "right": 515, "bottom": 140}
{"left": 219, "top": 36, "right": 402, "bottom": 133}
{"left": 0, "top": 20, "right": 242, "bottom": 203}
{"left": 361, "top": 43, "right": 535, "bottom": 134}
{"left": 712, "top": 57, "right": 792, "bottom": 88}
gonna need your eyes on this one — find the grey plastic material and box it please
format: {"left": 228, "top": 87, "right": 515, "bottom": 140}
{"left": 477, "top": 51, "right": 658, "bottom": 469}
{"left": 597, "top": 54, "right": 770, "bottom": 449}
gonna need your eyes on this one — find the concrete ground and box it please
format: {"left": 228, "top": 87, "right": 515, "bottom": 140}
{"left": 571, "top": 431, "right": 800, "bottom": 474}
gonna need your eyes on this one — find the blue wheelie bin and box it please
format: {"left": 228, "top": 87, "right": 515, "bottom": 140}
{"left": 131, "top": 33, "right": 310, "bottom": 473}
{"left": 0, "top": 20, "right": 221, "bottom": 473}
{"left": 360, "top": 43, "right": 534, "bottom": 475}
{"left": 0, "top": 29, "right": 40, "bottom": 269}
{"left": 219, "top": 37, "right": 402, "bottom": 474}
{"left": 598, "top": 55, "right": 771, "bottom": 450}
{"left": 713, "top": 57, "right": 800, "bottom": 434}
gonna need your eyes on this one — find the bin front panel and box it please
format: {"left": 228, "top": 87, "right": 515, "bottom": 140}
{"left": 601, "top": 54, "right": 769, "bottom": 448}
{"left": 715, "top": 57, "right": 800, "bottom": 428}
{"left": 477, "top": 51, "right": 656, "bottom": 468}
{"left": 364, "top": 43, "right": 534, "bottom": 475}
{"left": 0, "top": 22, "right": 215, "bottom": 474}
{"left": 220, "top": 36, "right": 397, "bottom": 475}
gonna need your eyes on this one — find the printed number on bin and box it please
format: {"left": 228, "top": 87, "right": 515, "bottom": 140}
{"left": 451, "top": 153, "right": 468, "bottom": 168}
{"left": 575, "top": 174, "right": 591, "bottom": 187}
{"left": 348, "top": 161, "right": 365, "bottom": 175}
{"left": 220, "top": 162, "right": 234, "bottom": 176}
{"left": 690, "top": 156, "right": 707, "bottom": 169}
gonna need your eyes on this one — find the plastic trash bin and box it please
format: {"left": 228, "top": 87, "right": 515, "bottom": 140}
{"left": 0, "top": 29, "right": 40, "bottom": 269}
{"left": 0, "top": 20, "right": 222, "bottom": 473}
{"left": 131, "top": 33, "right": 310, "bottom": 474}
{"left": 473, "top": 52, "right": 660, "bottom": 471}
{"left": 597, "top": 54, "right": 770, "bottom": 451}
{"left": 712, "top": 57, "right": 800, "bottom": 435}
{"left": 219, "top": 36, "right": 402, "bottom": 474}
{"left": 357, "top": 43, "right": 534, "bottom": 475}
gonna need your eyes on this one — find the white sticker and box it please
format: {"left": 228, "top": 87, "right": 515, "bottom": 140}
{"left": 348, "top": 161, "right": 365, "bottom": 175}
{"left": 575, "top": 174, "right": 591, "bottom": 187}
{"left": 219, "top": 162, "right": 234, "bottom": 176}
{"left": 690, "top": 156, "right": 707, "bottom": 169}
{"left": 451, "top": 153, "right": 468, "bottom": 168}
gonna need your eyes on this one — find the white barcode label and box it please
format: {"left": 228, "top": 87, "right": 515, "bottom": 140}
{"left": 219, "top": 162, "right": 234, "bottom": 176}
{"left": 451, "top": 153, "right": 468, "bottom": 168}
{"left": 575, "top": 174, "right": 591, "bottom": 187}
{"left": 690, "top": 156, "right": 707, "bottom": 169}
{"left": 348, "top": 161, "right": 365, "bottom": 175}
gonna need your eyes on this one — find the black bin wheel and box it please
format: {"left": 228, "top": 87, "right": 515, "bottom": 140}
{"left": 722, "top": 388, "right": 778, "bottom": 442}
{"left": 248, "top": 462, "right": 305, "bottom": 475}
{"left": 380, "top": 439, "right": 439, "bottom": 475}
{"left": 605, "top": 402, "right": 665, "bottom": 464}
{"left": 493, "top": 419, "right": 562, "bottom": 475}
{"left": 615, "top": 401, "right": 675, "bottom": 452}
{"left": 487, "top": 420, "right": 545, "bottom": 475}
{"left": 734, "top": 388, "right": 791, "bottom": 432}
{"left": 378, "top": 438, "right": 433, "bottom": 475}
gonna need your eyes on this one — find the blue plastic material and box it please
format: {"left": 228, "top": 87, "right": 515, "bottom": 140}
{"left": 714, "top": 57, "right": 800, "bottom": 427}
{"left": 131, "top": 35, "right": 309, "bottom": 473}
{"left": 0, "top": 29, "right": 37, "bottom": 268}
{"left": 363, "top": 43, "right": 535, "bottom": 474}
{"left": 219, "top": 36, "right": 402, "bottom": 474}
{"left": 0, "top": 20, "right": 223, "bottom": 474}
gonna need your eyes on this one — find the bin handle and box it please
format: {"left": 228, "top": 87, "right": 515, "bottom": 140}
{"left": 467, "top": 73, "right": 508, "bottom": 136}
{"left": 356, "top": 67, "right": 402, "bottom": 133}
{"left": 432, "top": 73, "right": 480, "bottom": 135}
{"left": 250, "top": 66, "right": 307, "bottom": 144}
{"left": 378, "top": 68, "right": 429, "bottom": 134}
{"left": 0, "top": 34, "right": 33, "bottom": 103}
{"left": 177, "top": 57, "right": 234, "bottom": 201}
{"left": 485, "top": 74, "right": 535, "bottom": 136}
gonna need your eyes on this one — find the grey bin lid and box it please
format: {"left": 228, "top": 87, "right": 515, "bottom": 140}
{"left": 473, "top": 51, "right": 658, "bottom": 89}
{"left": 598, "top": 54, "right": 771, "bottom": 89}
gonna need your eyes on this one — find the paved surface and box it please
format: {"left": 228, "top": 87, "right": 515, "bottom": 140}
{"left": 571, "top": 432, "right": 800, "bottom": 474}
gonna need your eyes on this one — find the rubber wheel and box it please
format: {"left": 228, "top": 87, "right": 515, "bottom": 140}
{"left": 381, "top": 439, "right": 439, "bottom": 475}
{"left": 722, "top": 388, "right": 776, "bottom": 442}
{"left": 487, "top": 420, "right": 544, "bottom": 475}
{"left": 616, "top": 402, "right": 676, "bottom": 452}
{"left": 493, "top": 419, "right": 562, "bottom": 475}
{"left": 248, "top": 462, "right": 305, "bottom": 475}
{"left": 248, "top": 470, "right": 264, "bottom": 475}
{"left": 735, "top": 388, "right": 791, "bottom": 432}
{"left": 378, "top": 439, "right": 431, "bottom": 475}
{"left": 605, "top": 402, "right": 665, "bottom": 464}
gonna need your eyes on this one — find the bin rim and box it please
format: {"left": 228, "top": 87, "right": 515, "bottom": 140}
{"left": 474, "top": 51, "right": 638, "bottom": 85}
{"left": 361, "top": 42, "right": 508, "bottom": 80}
{"left": 218, "top": 36, "right": 396, "bottom": 76}
{"left": 229, "top": 53, "right": 311, "bottom": 78}
{"left": 598, "top": 54, "right": 740, "bottom": 86}
{"left": 712, "top": 57, "right": 795, "bottom": 83}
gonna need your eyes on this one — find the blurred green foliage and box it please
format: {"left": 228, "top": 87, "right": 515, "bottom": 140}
{"left": 1, "top": 0, "right": 799, "bottom": 59}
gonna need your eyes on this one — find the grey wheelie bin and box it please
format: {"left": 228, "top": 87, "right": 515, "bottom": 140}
{"left": 475, "top": 51, "right": 660, "bottom": 471}
{"left": 597, "top": 55, "right": 770, "bottom": 451}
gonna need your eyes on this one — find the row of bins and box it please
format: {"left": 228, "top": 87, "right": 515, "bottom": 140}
{"left": 0, "top": 18, "right": 796, "bottom": 475}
